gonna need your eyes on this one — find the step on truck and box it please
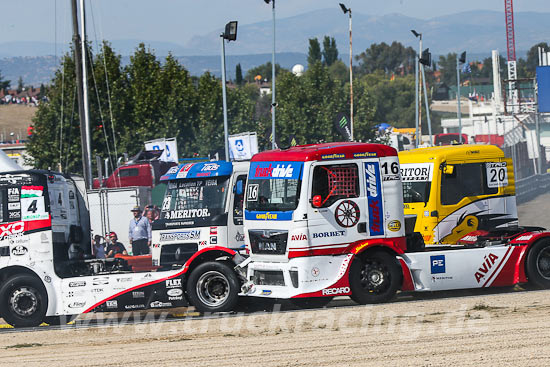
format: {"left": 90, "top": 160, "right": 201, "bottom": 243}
{"left": 0, "top": 165, "right": 246, "bottom": 327}
{"left": 240, "top": 142, "right": 550, "bottom": 304}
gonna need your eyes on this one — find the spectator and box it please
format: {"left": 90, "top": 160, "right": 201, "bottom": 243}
{"left": 92, "top": 234, "right": 106, "bottom": 259}
{"left": 106, "top": 232, "right": 127, "bottom": 258}
{"left": 128, "top": 205, "right": 151, "bottom": 255}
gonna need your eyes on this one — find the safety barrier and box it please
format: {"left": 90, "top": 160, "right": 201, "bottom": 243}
{"left": 516, "top": 173, "right": 550, "bottom": 204}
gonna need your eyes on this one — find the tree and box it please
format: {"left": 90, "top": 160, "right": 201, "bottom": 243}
{"left": 0, "top": 70, "right": 10, "bottom": 91}
{"left": 322, "top": 36, "right": 338, "bottom": 67}
{"left": 355, "top": 42, "right": 415, "bottom": 76}
{"left": 437, "top": 53, "right": 457, "bottom": 86}
{"left": 17, "top": 76, "right": 23, "bottom": 93}
{"left": 244, "top": 62, "right": 285, "bottom": 83}
{"left": 235, "top": 63, "right": 243, "bottom": 86}
{"left": 307, "top": 38, "right": 322, "bottom": 68}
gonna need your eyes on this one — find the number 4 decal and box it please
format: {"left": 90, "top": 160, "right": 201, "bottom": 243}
{"left": 27, "top": 199, "right": 38, "bottom": 213}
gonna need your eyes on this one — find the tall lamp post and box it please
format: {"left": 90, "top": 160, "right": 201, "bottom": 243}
{"left": 339, "top": 3, "right": 353, "bottom": 140}
{"left": 264, "top": 0, "right": 277, "bottom": 149}
{"left": 457, "top": 51, "right": 466, "bottom": 143}
{"left": 411, "top": 30, "right": 422, "bottom": 146}
{"left": 220, "top": 21, "right": 238, "bottom": 161}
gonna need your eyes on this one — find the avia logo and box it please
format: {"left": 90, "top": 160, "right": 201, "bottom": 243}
{"left": 474, "top": 253, "right": 499, "bottom": 283}
{"left": 366, "top": 164, "right": 378, "bottom": 197}
{"left": 322, "top": 286, "right": 350, "bottom": 296}
{"left": 0, "top": 221, "right": 24, "bottom": 238}
{"left": 290, "top": 234, "right": 307, "bottom": 241}
{"left": 255, "top": 164, "right": 294, "bottom": 178}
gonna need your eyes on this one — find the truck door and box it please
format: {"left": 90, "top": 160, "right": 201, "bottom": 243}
{"left": 307, "top": 161, "right": 367, "bottom": 250}
{"left": 227, "top": 174, "right": 246, "bottom": 250}
{"left": 436, "top": 162, "right": 496, "bottom": 244}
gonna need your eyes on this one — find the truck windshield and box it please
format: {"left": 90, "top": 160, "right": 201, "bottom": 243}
{"left": 246, "top": 179, "right": 300, "bottom": 212}
{"left": 161, "top": 177, "right": 229, "bottom": 220}
{"left": 403, "top": 181, "right": 431, "bottom": 203}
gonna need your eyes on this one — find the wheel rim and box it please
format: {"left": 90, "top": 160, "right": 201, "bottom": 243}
{"left": 195, "top": 271, "right": 230, "bottom": 308}
{"left": 536, "top": 247, "right": 550, "bottom": 280}
{"left": 335, "top": 200, "right": 360, "bottom": 228}
{"left": 359, "top": 259, "right": 390, "bottom": 294}
{"left": 9, "top": 286, "right": 39, "bottom": 317}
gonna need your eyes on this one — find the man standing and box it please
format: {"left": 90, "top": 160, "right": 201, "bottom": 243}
{"left": 129, "top": 205, "right": 151, "bottom": 255}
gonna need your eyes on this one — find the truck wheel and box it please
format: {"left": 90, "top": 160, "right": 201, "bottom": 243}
{"left": 0, "top": 274, "right": 48, "bottom": 328}
{"left": 349, "top": 251, "right": 401, "bottom": 304}
{"left": 290, "top": 297, "right": 333, "bottom": 309}
{"left": 186, "top": 261, "right": 239, "bottom": 313}
{"left": 526, "top": 239, "right": 550, "bottom": 288}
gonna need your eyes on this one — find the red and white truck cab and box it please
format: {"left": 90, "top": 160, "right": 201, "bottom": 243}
{"left": 242, "top": 142, "right": 406, "bottom": 303}
{"left": 241, "top": 142, "right": 550, "bottom": 305}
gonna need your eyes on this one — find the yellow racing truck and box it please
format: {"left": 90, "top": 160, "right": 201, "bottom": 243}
{"left": 398, "top": 144, "right": 517, "bottom": 246}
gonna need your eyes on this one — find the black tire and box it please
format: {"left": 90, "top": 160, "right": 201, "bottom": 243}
{"left": 186, "top": 261, "right": 239, "bottom": 313}
{"left": 290, "top": 297, "right": 333, "bottom": 309}
{"left": 526, "top": 239, "right": 550, "bottom": 288}
{"left": 0, "top": 274, "right": 48, "bottom": 328}
{"left": 349, "top": 251, "right": 402, "bottom": 304}
{"left": 44, "top": 315, "right": 77, "bottom": 326}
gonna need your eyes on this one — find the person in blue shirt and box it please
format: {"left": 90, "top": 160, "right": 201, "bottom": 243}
{"left": 128, "top": 206, "right": 152, "bottom": 255}
{"left": 92, "top": 234, "right": 106, "bottom": 259}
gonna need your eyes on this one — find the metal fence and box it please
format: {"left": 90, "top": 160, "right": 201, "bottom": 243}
{"left": 516, "top": 173, "right": 550, "bottom": 204}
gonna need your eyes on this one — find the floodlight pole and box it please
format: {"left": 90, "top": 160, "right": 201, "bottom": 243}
{"left": 347, "top": 8, "right": 354, "bottom": 140}
{"left": 266, "top": 0, "right": 277, "bottom": 149}
{"left": 456, "top": 56, "right": 463, "bottom": 143}
{"left": 420, "top": 63, "right": 433, "bottom": 145}
{"left": 221, "top": 35, "right": 229, "bottom": 161}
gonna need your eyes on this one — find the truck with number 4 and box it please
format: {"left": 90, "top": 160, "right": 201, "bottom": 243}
{"left": 239, "top": 142, "right": 550, "bottom": 304}
{"left": 0, "top": 164, "right": 247, "bottom": 327}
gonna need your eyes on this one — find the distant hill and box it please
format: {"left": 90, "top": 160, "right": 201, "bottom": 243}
{"left": 0, "top": 9, "right": 548, "bottom": 86}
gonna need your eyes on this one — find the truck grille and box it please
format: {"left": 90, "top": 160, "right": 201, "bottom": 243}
{"left": 248, "top": 229, "right": 288, "bottom": 255}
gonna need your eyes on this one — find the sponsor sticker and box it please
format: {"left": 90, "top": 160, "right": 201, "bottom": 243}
{"left": 486, "top": 162, "right": 508, "bottom": 188}
{"left": 290, "top": 234, "right": 307, "bottom": 241}
{"left": 166, "top": 278, "right": 182, "bottom": 289}
{"left": 92, "top": 277, "right": 109, "bottom": 286}
{"left": 8, "top": 202, "right": 21, "bottom": 210}
{"left": 106, "top": 300, "right": 118, "bottom": 308}
{"left": 260, "top": 290, "right": 272, "bottom": 296}
{"left": 353, "top": 152, "right": 377, "bottom": 158}
{"left": 11, "top": 245, "right": 27, "bottom": 256}
{"left": 164, "top": 209, "right": 210, "bottom": 220}
{"left": 311, "top": 231, "right": 345, "bottom": 239}
{"left": 159, "top": 230, "right": 200, "bottom": 242}
{"left": 400, "top": 163, "right": 434, "bottom": 182}
{"left": 132, "top": 291, "right": 145, "bottom": 298}
{"left": 69, "top": 281, "right": 86, "bottom": 287}
{"left": 321, "top": 153, "right": 345, "bottom": 160}
{"left": 68, "top": 301, "right": 86, "bottom": 308}
{"left": 322, "top": 287, "right": 350, "bottom": 296}
{"left": 250, "top": 161, "right": 303, "bottom": 180}
{"left": 365, "top": 162, "right": 384, "bottom": 236}
{"left": 430, "top": 255, "right": 446, "bottom": 274}
{"left": 387, "top": 220, "right": 401, "bottom": 232}
{"left": 167, "top": 288, "right": 183, "bottom": 297}
{"left": 0, "top": 221, "right": 24, "bottom": 239}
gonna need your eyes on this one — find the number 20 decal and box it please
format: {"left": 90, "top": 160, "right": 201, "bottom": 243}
{"left": 486, "top": 162, "right": 508, "bottom": 188}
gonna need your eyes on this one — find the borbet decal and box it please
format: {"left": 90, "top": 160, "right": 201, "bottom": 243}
{"left": 365, "top": 162, "right": 384, "bottom": 236}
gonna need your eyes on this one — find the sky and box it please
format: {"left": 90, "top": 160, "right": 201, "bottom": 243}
{"left": 1, "top": 0, "right": 549, "bottom": 46}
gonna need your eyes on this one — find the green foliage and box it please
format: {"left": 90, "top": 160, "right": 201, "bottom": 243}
{"left": 244, "top": 62, "right": 285, "bottom": 83}
{"left": 322, "top": 36, "right": 338, "bottom": 67}
{"left": 235, "top": 63, "right": 243, "bottom": 85}
{"left": 355, "top": 42, "right": 415, "bottom": 76}
{"left": 0, "top": 70, "right": 10, "bottom": 90}
{"left": 17, "top": 76, "right": 23, "bottom": 93}
{"left": 307, "top": 38, "right": 322, "bottom": 68}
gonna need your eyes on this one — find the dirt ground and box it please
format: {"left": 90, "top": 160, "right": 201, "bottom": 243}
{"left": 0, "top": 104, "right": 36, "bottom": 137}
{"left": 0, "top": 288, "right": 550, "bottom": 366}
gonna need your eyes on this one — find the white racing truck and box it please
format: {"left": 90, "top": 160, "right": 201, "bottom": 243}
{"left": 0, "top": 163, "right": 247, "bottom": 327}
{"left": 240, "top": 142, "right": 550, "bottom": 305}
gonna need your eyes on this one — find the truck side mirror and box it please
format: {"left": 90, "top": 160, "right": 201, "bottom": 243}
{"left": 312, "top": 195, "right": 322, "bottom": 208}
{"left": 235, "top": 181, "right": 244, "bottom": 195}
{"left": 443, "top": 164, "right": 454, "bottom": 175}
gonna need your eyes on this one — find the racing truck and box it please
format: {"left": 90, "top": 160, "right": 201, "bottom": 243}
{"left": 239, "top": 142, "right": 550, "bottom": 305}
{"left": 0, "top": 167, "right": 245, "bottom": 327}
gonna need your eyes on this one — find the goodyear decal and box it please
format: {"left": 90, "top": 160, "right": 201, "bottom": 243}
{"left": 249, "top": 162, "right": 303, "bottom": 180}
{"left": 244, "top": 210, "right": 293, "bottom": 221}
{"left": 321, "top": 153, "right": 345, "bottom": 160}
{"left": 353, "top": 152, "right": 377, "bottom": 158}
{"left": 365, "top": 162, "right": 384, "bottom": 236}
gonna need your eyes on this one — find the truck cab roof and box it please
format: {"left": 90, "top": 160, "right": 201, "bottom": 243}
{"left": 251, "top": 142, "right": 398, "bottom": 162}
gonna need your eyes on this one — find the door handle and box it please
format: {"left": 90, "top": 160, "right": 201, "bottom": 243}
{"left": 358, "top": 222, "right": 367, "bottom": 233}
